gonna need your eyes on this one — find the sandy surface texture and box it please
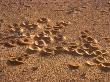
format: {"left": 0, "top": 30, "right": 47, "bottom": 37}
{"left": 0, "top": 0, "right": 110, "bottom": 82}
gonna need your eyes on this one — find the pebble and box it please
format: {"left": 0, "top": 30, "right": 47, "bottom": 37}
{"left": 67, "top": 62, "right": 80, "bottom": 70}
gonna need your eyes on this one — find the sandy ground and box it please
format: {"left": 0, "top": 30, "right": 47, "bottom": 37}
{"left": 0, "top": 0, "right": 110, "bottom": 82}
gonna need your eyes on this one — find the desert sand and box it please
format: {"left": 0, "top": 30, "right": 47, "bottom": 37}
{"left": 0, "top": 0, "right": 110, "bottom": 82}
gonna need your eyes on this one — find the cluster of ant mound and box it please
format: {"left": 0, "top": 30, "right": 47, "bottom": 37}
{"left": 2, "top": 18, "right": 69, "bottom": 65}
{"left": 1, "top": 18, "right": 110, "bottom": 71}
{"left": 78, "top": 30, "right": 110, "bottom": 71}
{"left": 3, "top": 18, "right": 69, "bottom": 54}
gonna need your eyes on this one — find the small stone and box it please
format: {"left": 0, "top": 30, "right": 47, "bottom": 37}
{"left": 67, "top": 62, "right": 80, "bottom": 70}
{"left": 85, "top": 61, "right": 96, "bottom": 66}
